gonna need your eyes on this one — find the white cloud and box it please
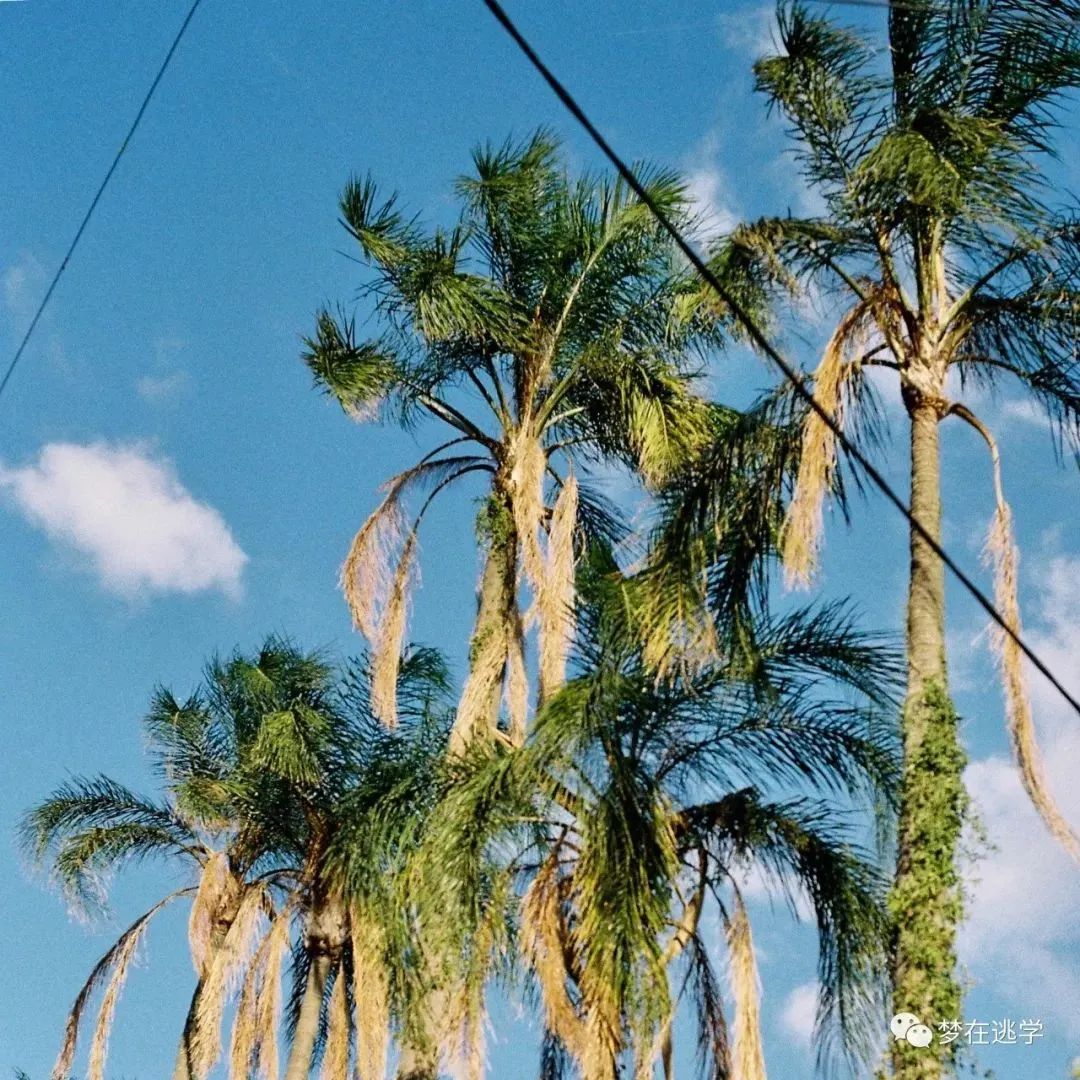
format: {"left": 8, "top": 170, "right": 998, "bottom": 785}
{"left": 683, "top": 133, "right": 741, "bottom": 246}
{"left": 0, "top": 442, "right": 247, "bottom": 598}
{"left": 961, "top": 553, "right": 1080, "bottom": 1036}
{"left": 780, "top": 981, "right": 819, "bottom": 1047}
{"left": 685, "top": 164, "right": 740, "bottom": 245}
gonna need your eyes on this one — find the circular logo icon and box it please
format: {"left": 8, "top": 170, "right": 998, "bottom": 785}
{"left": 906, "top": 1023, "right": 934, "bottom": 1048}
{"left": 890, "top": 1013, "right": 921, "bottom": 1042}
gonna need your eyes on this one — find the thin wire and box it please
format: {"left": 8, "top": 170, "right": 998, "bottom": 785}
{"left": 480, "top": 0, "right": 1080, "bottom": 721}
{"left": 0, "top": 0, "right": 205, "bottom": 406}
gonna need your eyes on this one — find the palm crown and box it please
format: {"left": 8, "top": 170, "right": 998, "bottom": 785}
{"left": 23, "top": 638, "right": 453, "bottom": 1080}
{"left": 304, "top": 131, "right": 721, "bottom": 751}
{"left": 387, "top": 546, "right": 903, "bottom": 1080}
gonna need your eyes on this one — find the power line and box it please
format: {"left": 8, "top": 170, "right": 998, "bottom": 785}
{"left": 480, "top": 0, "right": 1080, "bottom": 722}
{"left": 0, "top": 0, "right": 206, "bottom": 406}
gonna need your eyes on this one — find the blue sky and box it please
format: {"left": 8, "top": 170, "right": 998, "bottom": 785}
{"left": 1, "top": 1, "right": 1078, "bottom": 1077}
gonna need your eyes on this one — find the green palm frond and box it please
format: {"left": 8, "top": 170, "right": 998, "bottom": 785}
{"left": 21, "top": 776, "right": 199, "bottom": 909}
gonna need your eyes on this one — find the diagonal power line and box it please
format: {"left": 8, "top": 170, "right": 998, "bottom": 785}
{"left": 480, "top": 0, "right": 1080, "bottom": 722}
{"left": 0, "top": 0, "right": 206, "bottom": 406}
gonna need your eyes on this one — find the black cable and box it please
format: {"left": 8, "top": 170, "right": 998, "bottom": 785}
{"left": 481, "top": 0, "right": 1080, "bottom": 721}
{"left": 0, "top": 0, "right": 206, "bottom": 406}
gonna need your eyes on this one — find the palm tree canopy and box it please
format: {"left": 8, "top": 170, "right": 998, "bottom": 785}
{"left": 22, "top": 637, "right": 454, "bottom": 1080}
{"left": 302, "top": 131, "right": 736, "bottom": 741}
{"left": 712, "top": 0, "right": 1080, "bottom": 440}
{"left": 381, "top": 558, "right": 902, "bottom": 1079}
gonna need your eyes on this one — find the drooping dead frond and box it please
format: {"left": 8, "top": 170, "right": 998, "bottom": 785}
{"left": 950, "top": 402, "right": 1080, "bottom": 862}
{"left": 725, "top": 891, "right": 767, "bottom": 1080}
{"left": 189, "top": 851, "right": 232, "bottom": 978}
{"left": 84, "top": 913, "right": 152, "bottom": 1080}
{"left": 510, "top": 428, "right": 547, "bottom": 594}
{"left": 505, "top": 610, "right": 529, "bottom": 748}
{"left": 341, "top": 496, "right": 408, "bottom": 642}
{"left": 370, "top": 531, "right": 418, "bottom": 727}
{"left": 520, "top": 860, "right": 587, "bottom": 1065}
{"left": 320, "top": 965, "right": 350, "bottom": 1080}
{"left": 452, "top": 539, "right": 515, "bottom": 754}
{"left": 229, "top": 933, "right": 266, "bottom": 1080}
{"left": 194, "top": 885, "right": 269, "bottom": 1077}
{"left": 987, "top": 494, "right": 1080, "bottom": 860}
{"left": 255, "top": 908, "right": 291, "bottom": 1080}
{"left": 341, "top": 453, "right": 478, "bottom": 650}
{"left": 350, "top": 907, "right": 389, "bottom": 1080}
{"left": 781, "top": 302, "right": 870, "bottom": 588}
{"left": 52, "top": 894, "right": 179, "bottom": 1080}
{"left": 538, "top": 473, "right": 578, "bottom": 703}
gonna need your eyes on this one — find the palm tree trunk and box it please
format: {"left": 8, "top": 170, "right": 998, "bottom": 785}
{"left": 284, "top": 951, "right": 332, "bottom": 1080}
{"left": 890, "top": 399, "right": 966, "bottom": 1080}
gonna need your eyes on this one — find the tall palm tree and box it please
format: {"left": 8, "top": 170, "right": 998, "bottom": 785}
{"left": 303, "top": 131, "right": 720, "bottom": 750}
{"left": 697, "top": 3, "right": 1080, "bottom": 1073}
{"left": 394, "top": 546, "right": 902, "bottom": 1080}
{"left": 25, "top": 638, "right": 452, "bottom": 1080}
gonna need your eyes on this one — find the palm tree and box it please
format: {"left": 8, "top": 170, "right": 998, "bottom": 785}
{"left": 393, "top": 545, "right": 903, "bottom": 1080}
{"left": 698, "top": 3, "right": 1080, "bottom": 1073}
{"left": 25, "top": 638, "right": 452, "bottom": 1080}
{"left": 22, "top": 654, "right": 287, "bottom": 1080}
{"left": 303, "top": 131, "right": 720, "bottom": 750}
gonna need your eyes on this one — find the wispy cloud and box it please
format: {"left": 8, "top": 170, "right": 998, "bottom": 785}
{"left": 779, "top": 981, "right": 818, "bottom": 1047}
{"left": 683, "top": 133, "right": 742, "bottom": 246}
{"left": 137, "top": 370, "right": 189, "bottom": 403}
{"left": 2, "top": 251, "right": 70, "bottom": 371}
{"left": 136, "top": 336, "right": 190, "bottom": 403}
{"left": 0, "top": 441, "right": 247, "bottom": 599}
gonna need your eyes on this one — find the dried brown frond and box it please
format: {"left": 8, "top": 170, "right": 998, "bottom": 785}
{"left": 194, "top": 884, "right": 269, "bottom": 1077}
{"left": 511, "top": 428, "right": 547, "bottom": 593}
{"left": 505, "top": 609, "right": 529, "bottom": 748}
{"left": 351, "top": 906, "right": 389, "bottom": 1080}
{"left": 781, "top": 302, "right": 871, "bottom": 589}
{"left": 52, "top": 895, "right": 176, "bottom": 1080}
{"left": 949, "top": 401, "right": 1080, "bottom": 862}
{"left": 85, "top": 913, "right": 151, "bottom": 1080}
{"left": 452, "top": 540, "right": 515, "bottom": 754}
{"left": 341, "top": 496, "right": 408, "bottom": 642}
{"left": 228, "top": 933, "right": 265, "bottom": 1080}
{"left": 319, "top": 965, "right": 350, "bottom": 1080}
{"left": 370, "top": 531, "right": 418, "bottom": 727}
{"left": 189, "top": 851, "right": 231, "bottom": 978}
{"left": 986, "top": 503, "right": 1080, "bottom": 861}
{"left": 255, "top": 908, "right": 291, "bottom": 1079}
{"left": 725, "top": 891, "right": 767, "bottom": 1080}
{"left": 520, "top": 859, "right": 588, "bottom": 1066}
{"left": 538, "top": 473, "right": 578, "bottom": 703}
